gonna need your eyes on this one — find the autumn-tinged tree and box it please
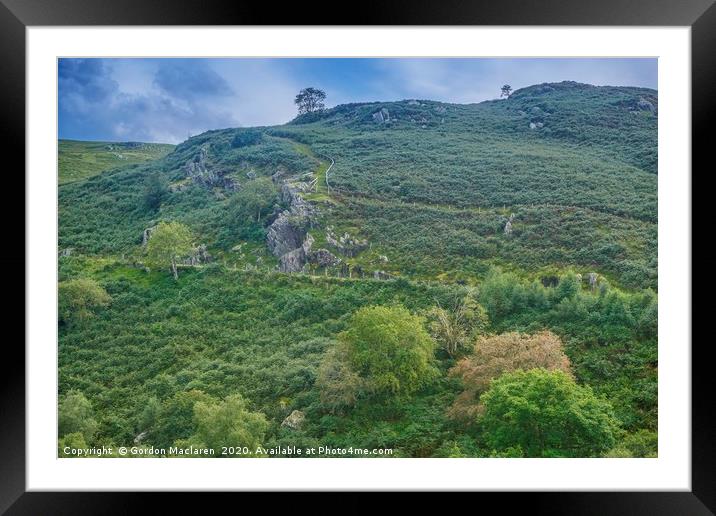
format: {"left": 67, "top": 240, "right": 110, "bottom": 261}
{"left": 426, "top": 293, "right": 488, "bottom": 357}
{"left": 58, "top": 278, "right": 112, "bottom": 325}
{"left": 481, "top": 369, "right": 619, "bottom": 457}
{"left": 341, "top": 305, "right": 437, "bottom": 398}
{"left": 294, "top": 87, "right": 327, "bottom": 115}
{"left": 145, "top": 221, "right": 193, "bottom": 280}
{"left": 448, "top": 330, "right": 572, "bottom": 422}
{"left": 316, "top": 345, "right": 365, "bottom": 413}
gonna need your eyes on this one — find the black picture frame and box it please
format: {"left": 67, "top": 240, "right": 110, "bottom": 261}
{"left": 2, "top": 0, "right": 709, "bottom": 513}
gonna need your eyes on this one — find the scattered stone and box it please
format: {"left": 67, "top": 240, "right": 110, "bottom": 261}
{"left": 59, "top": 248, "right": 73, "bottom": 257}
{"left": 134, "top": 431, "right": 148, "bottom": 444}
{"left": 378, "top": 255, "right": 389, "bottom": 263}
{"left": 281, "top": 410, "right": 305, "bottom": 430}
{"left": 182, "top": 244, "right": 212, "bottom": 266}
{"left": 373, "top": 270, "right": 392, "bottom": 280}
{"left": 588, "top": 272, "right": 598, "bottom": 290}
{"left": 529, "top": 122, "right": 537, "bottom": 130}
{"left": 504, "top": 220, "right": 513, "bottom": 235}
{"left": 246, "top": 170, "right": 256, "bottom": 180}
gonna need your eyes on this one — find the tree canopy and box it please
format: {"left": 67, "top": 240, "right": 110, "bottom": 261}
{"left": 480, "top": 369, "right": 619, "bottom": 457}
{"left": 340, "top": 305, "right": 437, "bottom": 398}
{"left": 448, "top": 330, "right": 572, "bottom": 422}
{"left": 145, "top": 221, "right": 194, "bottom": 280}
{"left": 294, "top": 87, "right": 327, "bottom": 115}
{"left": 59, "top": 277, "right": 112, "bottom": 324}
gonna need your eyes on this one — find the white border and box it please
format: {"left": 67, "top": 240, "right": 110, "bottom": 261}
{"left": 27, "top": 27, "right": 691, "bottom": 491}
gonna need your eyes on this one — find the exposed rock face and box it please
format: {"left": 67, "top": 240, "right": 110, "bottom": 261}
{"left": 278, "top": 234, "right": 314, "bottom": 273}
{"left": 59, "top": 248, "right": 74, "bottom": 257}
{"left": 267, "top": 174, "right": 321, "bottom": 272}
{"left": 184, "top": 144, "right": 237, "bottom": 191}
{"left": 246, "top": 170, "right": 256, "bottom": 180}
{"left": 133, "top": 431, "right": 148, "bottom": 444}
{"left": 372, "top": 107, "right": 391, "bottom": 123}
{"left": 281, "top": 410, "right": 305, "bottom": 430}
{"left": 142, "top": 225, "right": 158, "bottom": 246}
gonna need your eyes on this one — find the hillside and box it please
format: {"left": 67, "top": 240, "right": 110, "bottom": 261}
{"left": 58, "top": 140, "right": 175, "bottom": 184}
{"left": 58, "top": 81, "right": 659, "bottom": 458}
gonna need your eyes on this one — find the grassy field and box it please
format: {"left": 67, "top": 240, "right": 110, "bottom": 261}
{"left": 59, "top": 140, "right": 174, "bottom": 184}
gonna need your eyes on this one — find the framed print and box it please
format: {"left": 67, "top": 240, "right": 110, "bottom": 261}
{"left": 3, "top": 0, "right": 711, "bottom": 513}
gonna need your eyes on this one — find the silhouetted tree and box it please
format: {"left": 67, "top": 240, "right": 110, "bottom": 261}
{"left": 295, "top": 87, "right": 327, "bottom": 115}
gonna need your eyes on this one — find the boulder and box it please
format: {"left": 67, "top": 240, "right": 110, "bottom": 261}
{"left": 637, "top": 98, "right": 655, "bottom": 113}
{"left": 310, "top": 248, "right": 342, "bottom": 268}
{"left": 281, "top": 410, "right": 305, "bottom": 430}
{"left": 588, "top": 272, "right": 598, "bottom": 290}
{"left": 504, "top": 220, "right": 513, "bottom": 235}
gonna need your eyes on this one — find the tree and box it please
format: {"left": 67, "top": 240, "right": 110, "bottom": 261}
{"left": 500, "top": 84, "right": 512, "bottom": 98}
{"left": 58, "top": 278, "right": 112, "bottom": 325}
{"left": 340, "top": 305, "right": 437, "bottom": 398}
{"left": 229, "top": 177, "right": 276, "bottom": 223}
{"left": 426, "top": 293, "right": 488, "bottom": 357}
{"left": 448, "top": 330, "right": 572, "bottom": 422}
{"left": 180, "top": 394, "right": 269, "bottom": 457}
{"left": 59, "top": 390, "right": 98, "bottom": 441}
{"left": 142, "top": 171, "right": 169, "bottom": 212}
{"left": 294, "top": 87, "right": 327, "bottom": 115}
{"left": 316, "top": 345, "right": 365, "bottom": 413}
{"left": 152, "top": 390, "right": 215, "bottom": 449}
{"left": 145, "top": 221, "right": 194, "bottom": 280}
{"left": 481, "top": 369, "right": 619, "bottom": 457}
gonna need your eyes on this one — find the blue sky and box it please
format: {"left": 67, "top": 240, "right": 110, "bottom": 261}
{"left": 59, "top": 58, "right": 657, "bottom": 144}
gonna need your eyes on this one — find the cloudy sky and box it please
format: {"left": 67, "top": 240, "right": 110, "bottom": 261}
{"left": 59, "top": 58, "right": 657, "bottom": 144}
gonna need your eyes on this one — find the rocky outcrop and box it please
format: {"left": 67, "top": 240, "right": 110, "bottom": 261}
{"left": 372, "top": 107, "right": 391, "bottom": 123}
{"left": 142, "top": 225, "right": 158, "bottom": 246}
{"left": 310, "top": 248, "right": 342, "bottom": 268}
{"left": 281, "top": 410, "right": 305, "bottom": 430}
{"left": 184, "top": 145, "right": 237, "bottom": 191}
{"left": 373, "top": 270, "right": 392, "bottom": 280}
{"left": 326, "top": 228, "right": 369, "bottom": 257}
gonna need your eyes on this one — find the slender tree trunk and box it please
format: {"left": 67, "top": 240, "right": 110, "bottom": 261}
{"left": 171, "top": 259, "right": 178, "bottom": 281}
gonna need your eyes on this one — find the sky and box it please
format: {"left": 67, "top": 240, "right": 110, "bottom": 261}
{"left": 58, "top": 58, "right": 657, "bottom": 144}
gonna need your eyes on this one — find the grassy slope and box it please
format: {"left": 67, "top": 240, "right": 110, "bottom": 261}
{"left": 59, "top": 140, "right": 174, "bottom": 184}
{"left": 58, "top": 82, "right": 658, "bottom": 456}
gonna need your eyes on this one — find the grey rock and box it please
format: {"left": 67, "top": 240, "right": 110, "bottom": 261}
{"left": 529, "top": 122, "right": 537, "bottom": 130}
{"left": 588, "top": 272, "right": 598, "bottom": 290}
{"left": 504, "top": 220, "right": 513, "bottom": 235}
{"left": 182, "top": 244, "right": 212, "bottom": 266}
{"left": 246, "top": 170, "right": 256, "bottom": 180}
{"left": 637, "top": 98, "right": 655, "bottom": 112}
{"left": 281, "top": 410, "right": 305, "bottom": 430}
{"left": 59, "top": 248, "right": 74, "bottom": 257}
{"left": 142, "top": 225, "right": 158, "bottom": 247}
{"left": 134, "top": 431, "right": 148, "bottom": 444}
{"left": 310, "top": 248, "right": 342, "bottom": 268}
{"left": 373, "top": 270, "right": 392, "bottom": 280}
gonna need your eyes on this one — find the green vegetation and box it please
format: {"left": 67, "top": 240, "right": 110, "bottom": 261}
{"left": 57, "top": 81, "right": 658, "bottom": 458}
{"left": 59, "top": 139, "right": 174, "bottom": 184}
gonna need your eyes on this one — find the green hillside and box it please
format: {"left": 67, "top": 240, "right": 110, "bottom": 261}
{"left": 58, "top": 82, "right": 658, "bottom": 458}
{"left": 59, "top": 140, "right": 175, "bottom": 184}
